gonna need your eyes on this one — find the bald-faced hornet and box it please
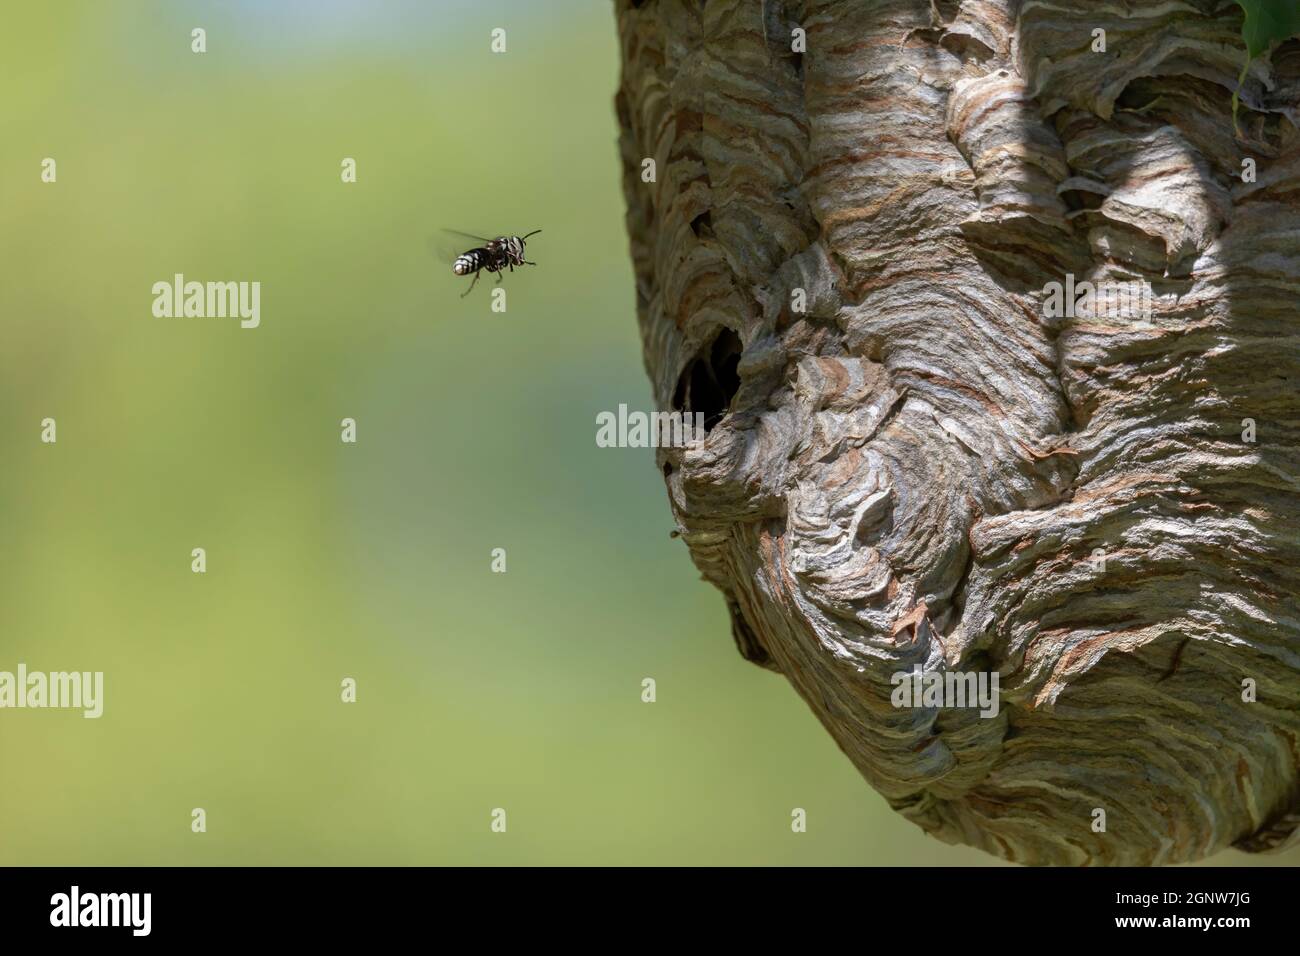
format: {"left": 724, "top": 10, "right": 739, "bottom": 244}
{"left": 448, "top": 230, "right": 541, "bottom": 297}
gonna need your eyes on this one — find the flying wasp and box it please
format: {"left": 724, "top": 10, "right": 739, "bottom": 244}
{"left": 447, "top": 229, "right": 542, "bottom": 297}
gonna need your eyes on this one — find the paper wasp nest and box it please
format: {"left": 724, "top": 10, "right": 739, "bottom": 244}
{"left": 615, "top": 0, "right": 1300, "bottom": 865}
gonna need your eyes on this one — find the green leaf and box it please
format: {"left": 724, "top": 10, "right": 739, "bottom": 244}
{"left": 1233, "top": 1, "right": 1300, "bottom": 135}
{"left": 1237, "top": 0, "right": 1300, "bottom": 58}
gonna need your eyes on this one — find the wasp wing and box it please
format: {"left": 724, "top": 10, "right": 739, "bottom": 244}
{"left": 442, "top": 229, "right": 495, "bottom": 243}
{"left": 429, "top": 233, "right": 484, "bottom": 264}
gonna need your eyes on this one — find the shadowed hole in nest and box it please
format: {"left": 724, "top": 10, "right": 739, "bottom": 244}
{"left": 1060, "top": 182, "right": 1107, "bottom": 213}
{"left": 940, "top": 32, "right": 995, "bottom": 64}
{"left": 854, "top": 504, "right": 894, "bottom": 549}
{"left": 672, "top": 328, "right": 743, "bottom": 432}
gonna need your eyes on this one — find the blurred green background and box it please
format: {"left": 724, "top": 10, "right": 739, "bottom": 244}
{"left": 0, "top": 0, "right": 1292, "bottom": 866}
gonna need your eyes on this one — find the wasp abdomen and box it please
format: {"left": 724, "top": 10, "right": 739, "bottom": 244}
{"left": 453, "top": 250, "right": 490, "bottom": 276}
